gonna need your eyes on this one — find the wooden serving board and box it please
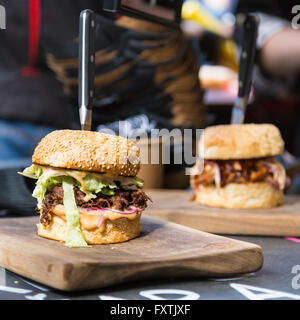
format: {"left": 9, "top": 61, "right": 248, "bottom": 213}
{"left": 0, "top": 216, "right": 263, "bottom": 291}
{"left": 147, "top": 190, "right": 300, "bottom": 237}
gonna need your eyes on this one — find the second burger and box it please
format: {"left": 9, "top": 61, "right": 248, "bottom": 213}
{"left": 190, "top": 124, "right": 288, "bottom": 209}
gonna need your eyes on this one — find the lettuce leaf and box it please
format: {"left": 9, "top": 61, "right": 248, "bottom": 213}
{"left": 62, "top": 178, "right": 89, "bottom": 248}
{"left": 81, "top": 174, "right": 117, "bottom": 197}
{"left": 101, "top": 187, "right": 116, "bottom": 196}
{"left": 33, "top": 175, "right": 67, "bottom": 209}
{"left": 18, "top": 164, "right": 43, "bottom": 179}
{"left": 120, "top": 177, "right": 144, "bottom": 190}
{"left": 20, "top": 164, "right": 144, "bottom": 207}
{"left": 32, "top": 178, "right": 47, "bottom": 210}
{"left": 131, "top": 177, "right": 144, "bottom": 188}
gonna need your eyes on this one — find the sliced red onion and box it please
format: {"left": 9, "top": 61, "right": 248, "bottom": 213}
{"left": 79, "top": 206, "right": 141, "bottom": 215}
{"left": 213, "top": 163, "right": 221, "bottom": 188}
{"left": 196, "top": 158, "right": 204, "bottom": 171}
{"left": 260, "top": 159, "right": 287, "bottom": 190}
{"left": 266, "top": 177, "right": 280, "bottom": 190}
{"left": 224, "top": 163, "right": 233, "bottom": 175}
{"left": 129, "top": 206, "right": 143, "bottom": 213}
{"left": 261, "top": 161, "right": 271, "bottom": 172}
{"left": 97, "top": 212, "right": 104, "bottom": 228}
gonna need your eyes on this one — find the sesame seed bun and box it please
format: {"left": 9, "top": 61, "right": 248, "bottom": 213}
{"left": 32, "top": 130, "right": 140, "bottom": 176}
{"left": 193, "top": 183, "right": 283, "bottom": 209}
{"left": 199, "top": 124, "right": 284, "bottom": 160}
{"left": 37, "top": 207, "right": 142, "bottom": 245}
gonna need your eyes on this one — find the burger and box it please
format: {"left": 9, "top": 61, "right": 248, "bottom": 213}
{"left": 190, "top": 124, "right": 288, "bottom": 209}
{"left": 19, "top": 130, "right": 151, "bottom": 247}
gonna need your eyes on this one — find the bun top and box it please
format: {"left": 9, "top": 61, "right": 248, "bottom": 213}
{"left": 32, "top": 130, "right": 140, "bottom": 176}
{"left": 199, "top": 124, "right": 284, "bottom": 160}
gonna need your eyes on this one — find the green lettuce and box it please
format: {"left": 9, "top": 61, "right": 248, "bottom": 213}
{"left": 62, "top": 178, "right": 89, "bottom": 248}
{"left": 33, "top": 175, "right": 66, "bottom": 209}
{"left": 32, "top": 175, "right": 63, "bottom": 209}
{"left": 119, "top": 176, "right": 144, "bottom": 190}
{"left": 20, "top": 165, "right": 144, "bottom": 208}
{"left": 18, "top": 164, "right": 43, "bottom": 179}
{"left": 81, "top": 174, "right": 117, "bottom": 198}
{"left": 131, "top": 177, "right": 144, "bottom": 188}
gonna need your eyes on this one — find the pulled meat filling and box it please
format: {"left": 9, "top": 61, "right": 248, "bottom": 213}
{"left": 190, "top": 157, "right": 287, "bottom": 190}
{"left": 40, "top": 185, "right": 151, "bottom": 226}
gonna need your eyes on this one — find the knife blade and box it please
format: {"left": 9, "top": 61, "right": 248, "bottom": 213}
{"left": 231, "top": 14, "right": 259, "bottom": 124}
{"left": 79, "top": 9, "right": 95, "bottom": 131}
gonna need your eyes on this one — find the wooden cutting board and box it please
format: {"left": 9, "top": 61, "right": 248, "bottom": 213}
{"left": 147, "top": 190, "right": 300, "bottom": 236}
{"left": 0, "top": 215, "right": 263, "bottom": 291}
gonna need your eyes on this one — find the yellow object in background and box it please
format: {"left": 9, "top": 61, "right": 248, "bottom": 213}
{"left": 182, "top": 1, "right": 239, "bottom": 71}
{"left": 219, "top": 38, "right": 238, "bottom": 71}
{"left": 182, "top": 0, "right": 226, "bottom": 36}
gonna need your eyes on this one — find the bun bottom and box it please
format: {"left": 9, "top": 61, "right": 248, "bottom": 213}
{"left": 193, "top": 183, "right": 283, "bottom": 209}
{"left": 37, "top": 209, "right": 142, "bottom": 245}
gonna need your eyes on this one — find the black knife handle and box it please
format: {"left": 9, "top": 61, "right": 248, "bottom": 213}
{"left": 79, "top": 9, "right": 95, "bottom": 110}
{"left": 238, "top": 14, "right": 259, "bottom": 98}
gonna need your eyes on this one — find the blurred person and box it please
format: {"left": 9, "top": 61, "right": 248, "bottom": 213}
{"left": 0, "top": 0, "right": 99, "bottom": 168}
{"left": 236, "top": 0, "right": 300, "bottom": 79}
{"left": 0, "top": 0, "right": 205, "bottom": 216}
{"left": 235, "top": 1, "right": 300, "bottom": 104}
{"left": 0, "top": 0, "right": 205, "bottom": 166}
{"left": 236, "top": 0, "right": 300, "bottom": 192}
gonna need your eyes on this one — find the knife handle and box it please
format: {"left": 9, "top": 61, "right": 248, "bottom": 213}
{"left": 79, "top": 9, "right": 95, "bottom": 111}
{"left": 238, "top": 14, "right": 259, "bottom": 98}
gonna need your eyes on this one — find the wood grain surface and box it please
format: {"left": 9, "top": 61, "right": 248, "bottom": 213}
{"left": 147, "top": 190, "right": 300, "bottom": 236}
{"left": 0, "top": 215, "right": 263, "bottom": 291}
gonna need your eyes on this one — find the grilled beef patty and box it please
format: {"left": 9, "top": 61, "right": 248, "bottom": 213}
{"left": 40, "top": 185, "right": 151, "bottom": 226}
{"left": 190, "top": 158, "right": 287, "bottom": 190}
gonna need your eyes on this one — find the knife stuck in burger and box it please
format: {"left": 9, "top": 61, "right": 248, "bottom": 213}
{"left": 19, "top": 130, "right": 151, "bottom": 247}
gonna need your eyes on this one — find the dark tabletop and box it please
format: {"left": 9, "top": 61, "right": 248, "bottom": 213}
{"left": 0, "top": 235, "right": 299, "bottom": 300}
